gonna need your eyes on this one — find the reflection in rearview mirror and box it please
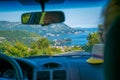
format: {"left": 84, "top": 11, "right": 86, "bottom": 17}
{"left": 21, "top": 11, "right": 65, "bottom": 25}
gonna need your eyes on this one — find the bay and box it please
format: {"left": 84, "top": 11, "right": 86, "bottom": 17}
{"left": 47, "top": 28, "right": 98, "bottom": 46}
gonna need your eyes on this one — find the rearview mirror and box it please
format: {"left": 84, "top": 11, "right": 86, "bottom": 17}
{"left": 21, "top": 11, "right": 65, "bottom": 25}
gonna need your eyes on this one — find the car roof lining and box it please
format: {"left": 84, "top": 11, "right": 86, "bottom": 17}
{"left": 0, "top": 0, "right": 106, "bottom": 5}
{"left": 0, "top": 0, "right": 107, "bottom": 11}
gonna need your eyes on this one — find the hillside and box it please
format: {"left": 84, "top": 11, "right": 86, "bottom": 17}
{"left": 0, "top": 30, "right": 41, "bottom": 45}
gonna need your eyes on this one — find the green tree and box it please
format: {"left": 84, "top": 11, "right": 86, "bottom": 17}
{"left": 51, "top": 47, "right": 63, "bottom": 54}
{"left": 0, "top": 40, "right": 30, "bottom": 57}
{"left": 31, "top": 38, "right": 52, "bottom": 56}
{"left": 98, "top": 24, "right": 104, "bottom": 42}
{"left": 87, "top": 32, "right": 101, "bottom": 45}
{"left": 71, "top": 46, "right": 83, "bottom": 51}
{"left": 83, "top": 32, "right": 101, "bottom": 52}
{"left": 0, "top": 40, "right": 11, "bottom": 53}
{"left": 82, "top": 24, "right": 104, "bottom": 52}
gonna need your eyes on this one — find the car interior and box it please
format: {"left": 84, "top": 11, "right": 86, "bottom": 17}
{"left": 0, "top": 0, "right": 119, "bottom": 80}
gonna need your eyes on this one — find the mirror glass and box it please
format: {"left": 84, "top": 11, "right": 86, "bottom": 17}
{"left": 21, "top": 11, "right": 65, "bottom": 25}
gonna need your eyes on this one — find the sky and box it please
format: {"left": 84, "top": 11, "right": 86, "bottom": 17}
{"left": 0, "top": 6, "right": 103, "bottom": 28}
{"left": 63, "top": 7, "right": 103, "bottom": 28}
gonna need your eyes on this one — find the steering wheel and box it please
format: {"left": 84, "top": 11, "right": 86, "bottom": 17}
{"left": 0, "top": 53, "right": 23, "bottom": 80}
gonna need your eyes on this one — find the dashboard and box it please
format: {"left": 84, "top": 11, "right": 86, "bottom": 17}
{"left": 0, "top": 54, "right": 104, "bottom": 80}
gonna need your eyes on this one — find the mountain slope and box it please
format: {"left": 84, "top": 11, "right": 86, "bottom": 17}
{"left": 0, "top": 30, "right": 41, "bottom": 45}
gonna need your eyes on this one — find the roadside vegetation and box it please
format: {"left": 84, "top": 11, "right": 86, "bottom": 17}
{"left": 83, "top": 24, "right": 103, "bottom": 52}
{"left": 0, "top": 38, "right": 53, "bottom": 57}
{"left": 0, "top": 38, "right": 83, "bottom": 57}
{"left": 83, "top": 32, "right": 101, "bottom": 52}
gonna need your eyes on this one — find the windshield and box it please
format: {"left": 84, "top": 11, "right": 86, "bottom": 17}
{"left": 0, "top": 0, "right": 106, "bottom": 57}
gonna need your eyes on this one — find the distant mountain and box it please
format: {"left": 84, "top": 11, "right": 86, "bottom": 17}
{"left": 0, "top": 21, "right": 83, "bottom": 37}
{"left": 0, "top": 21, "right": 20, "bottom": 30}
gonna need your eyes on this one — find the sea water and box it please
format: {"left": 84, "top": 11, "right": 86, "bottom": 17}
{"left": 48, "top": 28, "right": 98, "bottom": 46}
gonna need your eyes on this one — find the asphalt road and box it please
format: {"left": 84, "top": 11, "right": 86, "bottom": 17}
{"left": 55, "top": 51, "right": 91, "bottom": 56}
